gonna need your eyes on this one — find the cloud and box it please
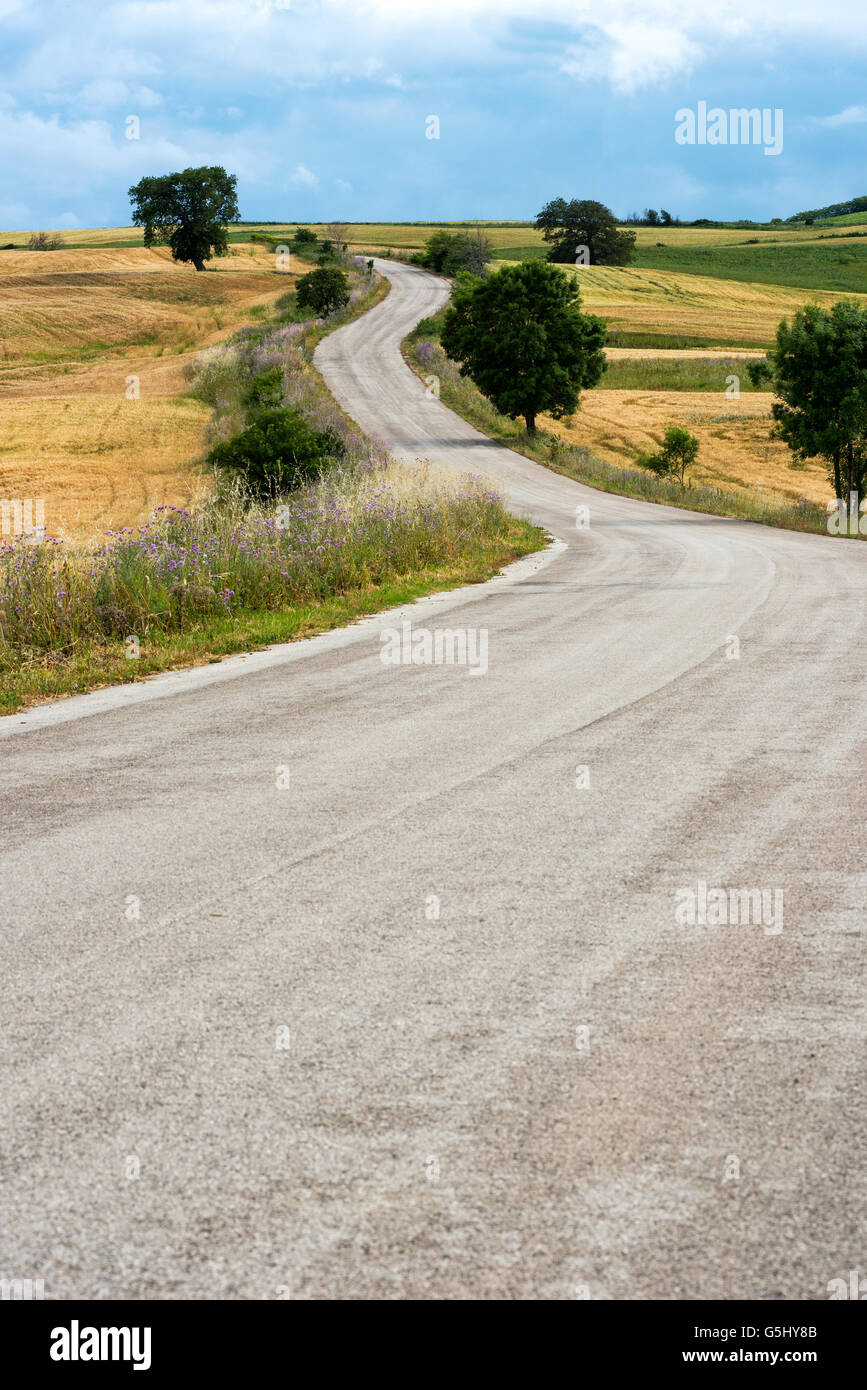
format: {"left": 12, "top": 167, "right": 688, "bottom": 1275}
{"left": 335, "top": 178, "right": 352, "bottom": 192}
{"left": 808, "top": 105, "right": 867, "bottom": 128}
{"left": 561, "top": 22, "right": 703, "bottom": 95}
{"left": 77, "top": 78, "right": 163, "bottom": 109}
{"left": 3, "top": 0, "right": 867, "bottom": 224}
{"left": 289, "top": 163, "right": 318, "bottom": 188}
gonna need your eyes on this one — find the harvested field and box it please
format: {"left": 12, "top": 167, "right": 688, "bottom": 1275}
{"left": 0, "top": 242, "right": 317, "bottom": 538}
{"left": 544, "top": 389, "right": 833, "bottom": 506}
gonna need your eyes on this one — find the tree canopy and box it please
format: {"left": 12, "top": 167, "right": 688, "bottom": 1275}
{"left": 535, "top": 198, "right": 636, "bottom": 266}
{"left": 128, "top": 166, "right": 239, "bottom": 271}
{"left": 753, "top": 300, "right": 867, "bottom": 501}
{"left": 420, "top": 229, "right": 493, "bottom": 277}
{"left": 440, "top": 259, "right": 607, "bottom": 434}
{"left": 295, "top": 265, "right": 350, "bottom": 316}
{"left": 640, "top": 425, "right": 700, "bottom": 485}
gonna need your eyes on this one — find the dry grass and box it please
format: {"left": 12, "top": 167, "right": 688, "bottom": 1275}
{"left": 0, "top": 243, "right": 311, "bottom": 379}
{"left": 545, "top": 389, "right": 833, "bottom": 506}
{"left": 554, "top": 264, "right": 867, "bottom": 346}
{"left": 0, "top": 395, "right": 213, "bottom": 541}
{"left": 0, "top": 242, "right": 318, "bottom": 539}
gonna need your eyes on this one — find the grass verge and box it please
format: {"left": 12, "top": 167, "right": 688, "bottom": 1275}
{"left": 0, "top": 516, "right": 540, "bottom": 716}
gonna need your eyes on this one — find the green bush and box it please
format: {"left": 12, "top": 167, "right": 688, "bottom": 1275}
{"left": 420, "top": 230, "right": 492, "bottom": 276}
{"left": 243, "top": 366, "right": 284, "bottom": 415}
{"left": 296, "top": 266, "right": 350, "bottom": 316}
{"left": 206, "top": 408, "right": 345, "bottom": 496}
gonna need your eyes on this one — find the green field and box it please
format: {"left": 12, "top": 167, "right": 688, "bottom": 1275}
{"left": 598, "top": 357, "right": 764, "bottom": 391}
{"left": 493, "top": 234, "right": 867, "bottom": 295}
{"left": 629, "top": 238, "right": 867, "bottom": 294}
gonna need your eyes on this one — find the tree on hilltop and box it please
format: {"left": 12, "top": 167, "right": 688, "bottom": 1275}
{"left": 129, "top": 166, "right": 240, "bottom": 271}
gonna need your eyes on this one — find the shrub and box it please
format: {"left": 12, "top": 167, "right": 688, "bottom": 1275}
{"left": 296, "top": 266, "right": 350, "bottom": 316}
{"left": 243, "top": 366, "right": 284, "bottom": 415}
{"left": 638, "top": 425, "right": 700, "bottom": 484}
{"left": 293, "top": 227, "right": 317, "bottom": 245}
{"left": 420, "top": 230, "right": 492, "bottom": 276}
{"left": 27, "top": 231, "right": 64, "bottom": 251}
{"left": 206, "top": 407, "right": 345, "bottom": 496}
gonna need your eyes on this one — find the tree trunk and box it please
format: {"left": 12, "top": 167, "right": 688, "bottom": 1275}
{"left": 833, "top": 452, "right": 842, "bottom": 500}
{"left": 846, "top": 440, "right": 855, "bottom": 506}
{"left": 525, "top": 413, "right": 536, "bottom": 435}
{"left": 193, "top": 257, "right": 205, "bottom": 272}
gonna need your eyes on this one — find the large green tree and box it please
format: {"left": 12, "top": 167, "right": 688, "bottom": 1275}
{"left": 128, "top": 166, "right": 239, "bottom": 271}
{"left": 750, "top": 300, "right": 867, "bottom": 501}
{"left": 535, "top": 198, "right": 636, "bottom": 266}
{"left": 440, "top": 260, "right": 607, "bottom": 434}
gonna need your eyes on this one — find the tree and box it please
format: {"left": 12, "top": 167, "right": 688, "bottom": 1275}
{"left": 535, "top": 198, "right": 636, "bottom": 266}
{"left": 440, "top": 259, "right": 606, "bottom": 434}
{"left": 420, "top": 229, "right": 492, "bottom": 276}
{"left": 128, "top": 166, "right": 239, "bottom": 271}
{"left": 644, "top": 209, "right": 660, "bottom": 226}
{"left": 295, "top": 265, "right": 350, "bottom": 316}
{"left": 761, "top": 300, "right": 867, "bottom": 501}
{"left": 326, "top": 223, "right": 350, "bottom": 257}
{"left": 293, "top": 227, "right": 317, "bottom": 247}
{"left": 640, "top": 425, "right": 700, "bottom": 485}
{"left": 659, "top": 209, "right": 673, "bottom": 226}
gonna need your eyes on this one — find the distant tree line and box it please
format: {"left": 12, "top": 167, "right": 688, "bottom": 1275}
{"left": 786, "top": 194, "right": 867, "bottom": 225}
{"left": 622, "top": 209, "right": 679, "bottom": 226}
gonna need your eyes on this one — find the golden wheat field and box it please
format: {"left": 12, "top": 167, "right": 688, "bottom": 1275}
{"left": 548, "top": 263, "right": 866, "bottom": 345}
{"left": 0, "top": 243, "right": 314, "bottom": 539}
{"left": 544, "top": 389, "right": 833, "bottom": 506}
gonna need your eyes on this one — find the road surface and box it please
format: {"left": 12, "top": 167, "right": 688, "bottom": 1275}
{"left": 1, "top": 260, "right": 865, "bottom": 1300}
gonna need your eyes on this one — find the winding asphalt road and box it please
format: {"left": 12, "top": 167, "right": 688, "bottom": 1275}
{"left": 1, "top": 260, "right": 865, "bottom": 1301}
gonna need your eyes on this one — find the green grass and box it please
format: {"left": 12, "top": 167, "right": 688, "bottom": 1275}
{"left": 490, "top": 244, "right": 549, "bottom": 261}
{"left": 604, "top": 328, "right": 766, "bottom": 350}
{"left": 630, "top": 239, "right": 867, "bottom": 294}
{"left": 599, "top": 356, "right": 764, "bottom": 391}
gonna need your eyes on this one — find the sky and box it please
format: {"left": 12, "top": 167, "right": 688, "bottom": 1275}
{"left": 1, "top": 0, "right": 866, "bottom": 229}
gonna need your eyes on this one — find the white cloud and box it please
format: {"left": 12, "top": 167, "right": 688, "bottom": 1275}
{"left": 808, "top": 105, "right": 867, "bottom": 128}
{"left": 335, "top": 178, "right": 352, "bottom": 192}
{"left": 289, "top": 162, "right": 318, "bottom": 188}
{"left": 77, "top": 78, "right": 163, "bottom": 109}
{"left": 5, "top": 1, "right": 867, "bottom": 108}
{"left": 562, "top": 22, "right": 703, "bottom": 94}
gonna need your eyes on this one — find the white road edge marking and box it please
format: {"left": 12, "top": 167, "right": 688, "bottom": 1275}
{"left": 1, "top": 536, "right": 567, "bottom": 738}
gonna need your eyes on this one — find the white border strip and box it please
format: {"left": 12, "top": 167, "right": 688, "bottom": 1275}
{"left": 0, "top": 537, "right": 566, "bottom": 738}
